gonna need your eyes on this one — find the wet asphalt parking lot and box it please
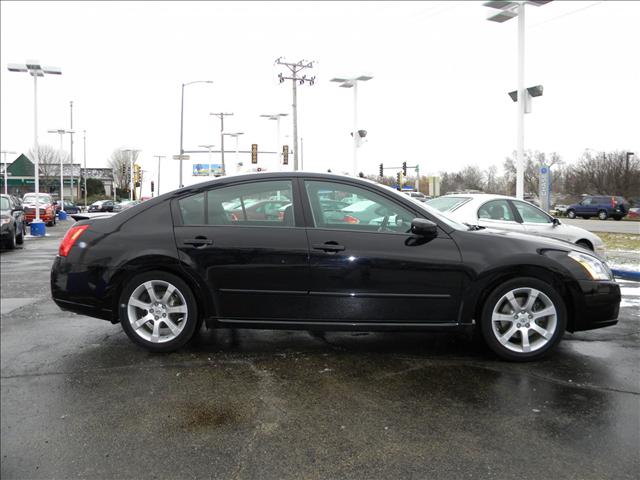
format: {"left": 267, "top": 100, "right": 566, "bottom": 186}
{"left": 1, "top": 221, "right": 639, "bottom": 479}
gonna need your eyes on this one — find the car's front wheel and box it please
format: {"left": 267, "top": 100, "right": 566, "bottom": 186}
{"left": 119, "top": 271, "right": 199, "bottom": 352}
{"left": 566, "top": 209, "right": 576, "bottom": 219}
{"left": 480, "top": 277, "right": 566, "bottom": 361}
{"left": 598, "top": 210, "right": 608, "bottom": 220}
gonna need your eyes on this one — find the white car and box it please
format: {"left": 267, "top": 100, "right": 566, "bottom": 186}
{"left": 427, "top": 194, "right": 606, "bottom": 257}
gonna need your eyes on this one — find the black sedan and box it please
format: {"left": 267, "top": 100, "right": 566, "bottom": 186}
{"left": 50, "top": 172, "right": 620, "bottom": 361}
{"left": 1, "top": 194, "right": 26, "bottom": 249}
{"left": 88, "top": 200, "right": 115, "bottom": 212}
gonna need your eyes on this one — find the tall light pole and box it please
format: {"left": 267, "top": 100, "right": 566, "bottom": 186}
{"left": 210, "top": 112, "right": 233, "bottom": 176}
{"left": 69, "top": 101, "right": 75, "bottom": 202}
{"left": 330, "top": 75, "right": 373, "bottom": 176}
{"left": 198, "top": 145, "right": 216, "bottom": 176}
{"left": 153, "top": 155, "right": 165, "bottom": 195}
{"left": 83, "top": 130, "right": 87, "bottom": 210}
{"left": 260, "top": 113, "right": 288, "bottom": 170}
{"left": 483, "top": 0, "right": 552, "bottom": 199}
{"left": 7, "top": 60, "right": 62, "bottom": 229}
{"left": 47, "top": 129, "right": 74, "bottom": 212}
{"left": 123, "top": 149, "right": 140, "bottom": 201}
{"left": 223, "top": 132, "right": 244, "bottom": 173}
{"left": 275, "top": 58, "right": 315, "bottom": 171}
{"left": 179, "top": 80, "right": 213, "bottom": 188}
{"left": 1, "top": 150, "right": 17, "bottom": 195}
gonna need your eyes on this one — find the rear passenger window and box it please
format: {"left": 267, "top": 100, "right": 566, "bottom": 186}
{"left": 178, "top": 192, "right": 205, "bottom": 225}
{"left": 478, "top": 200, "right": 515, "bottom": 222}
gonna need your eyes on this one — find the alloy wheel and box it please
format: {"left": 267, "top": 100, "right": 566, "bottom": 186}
{"left": 127, "top": 280, "right": 188, "bottom": 343}
{"left": 490, "top": 287, "right": 557, "bottom": 354}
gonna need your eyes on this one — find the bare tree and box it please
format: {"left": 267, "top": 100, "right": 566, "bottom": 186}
{"left": 108, "top": 149, "right": 139, "bottom": 191}
{"left": 27, "top": 144, "right": 61, "bottom": 193}
{"left": 565, "top": 150, "right": 640, "bottom": 199}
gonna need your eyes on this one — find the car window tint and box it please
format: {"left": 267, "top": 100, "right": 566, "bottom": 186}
{"left": 478, "top": 200, "right": 515, "bottom": 222}
{"left": 305, "top": 181, "right": 414, "bottom": 233}
{"left": 179, "top": 192, "right": 205, "bottom": 225}
{"left": 513, "top": 201, "right": 551, "bottom": 224}
{"left": 208, "top": 180, "right": 293, "bottom": 227}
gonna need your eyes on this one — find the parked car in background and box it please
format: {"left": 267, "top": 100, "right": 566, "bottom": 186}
{"left": 403, "top": 191, "right": 429, "bottom": 202}
{"left": 113, "top": 200, "right": 140, "bottom": 212}
{"left": 628, "top": 207, "right": 639, "bottom": 219}
{"left": 51, "top": 172, "right": 620, "bottom": 361}
{"left": 55, "top": 200, "right": 81, "bottom": 214}
{"left": 88, "top": 200, "right": 115, "bottom": 212}
{"left": 426, "top": 194, "right": 606, "bottom": 257}
{"left": 1, "top": 194, "right": 26, "bottom": 249}
{"left": 551, "top": 204, "right": 568, "bottom": 216}
{"left": 226, "top": 199, "right": 290, "bottom": 221}
{"left": 22, "top": 193, "right": 56, "bottom": 226}
{"left": 566, "top": 195, "right": 630, "bottom": 220}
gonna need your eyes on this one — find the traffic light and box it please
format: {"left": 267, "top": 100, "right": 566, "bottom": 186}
{"left": 396, "top": 171, "right": 402, "bottom": 190}
{"left": 251, "top": 144, "right": 258, "bottom": 164}
{"left": 282, "top": 145, "right": 289, "bottom": 165}
{"left": 379, "top": 163, "right": 384, "bottom": 177}
{"left": 402, "top": 161, "right": 407, "bottom": 176}
{"left": 150, "top": 181, "right": 155, "bottom": 193}
{"left": 121, "top": 164, "right": 126, "bottom": 177}
{"left": 133, "top": 164, "right": 141, "bottom": 187}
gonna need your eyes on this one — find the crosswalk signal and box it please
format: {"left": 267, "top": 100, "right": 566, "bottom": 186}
{"left": 251, "top": 144, "right": 258, "bottom": 164}
{"left": 402, "top": 161, "right": 407, "bottom": 176}
{"left": 282, "top": 145, "right": 289, "bottom": 165}
{"left": 379, "top": 163, "right": 384, "bottom": 177}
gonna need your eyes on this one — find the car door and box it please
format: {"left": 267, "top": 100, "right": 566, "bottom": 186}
{"left": 173, "top": 178, "right": 309, "bottom": 320}
{"left": 475, "top": 199, "right": 525, "bottom": 233}
{"left": 577, "top": 197, "right": 594, "bottom": 216}
{"left": 302, "top": 179, "right": 463, "bottom": 323}
{"left": 510, "top": 200, "right": 561, "bottom": 240}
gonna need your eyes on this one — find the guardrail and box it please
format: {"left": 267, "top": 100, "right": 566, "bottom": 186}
{"left": 612, "top": 269, "right": 640, "bottom": 281}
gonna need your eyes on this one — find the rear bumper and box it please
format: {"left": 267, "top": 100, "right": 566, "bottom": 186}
{"left": 25, "top": 212, "right": 54, "bottom": 223}
{"left": 570, "top": 280, "right": 620, "bottom": 332}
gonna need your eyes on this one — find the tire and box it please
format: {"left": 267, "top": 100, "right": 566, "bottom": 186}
{"left": 566, "top": 210, "right": 576, "bottom": 219}
{"left": 598, "top": 210, "right": 608, "bottom": 221}
{"left": 576, "top": 240, "right": 593, "bottom": 251}
{"left": 479, "top": 277, "right": 567, "bottom": 362}
{"left": 119, "top": 270, "right": 199, "bottom": 352}
{"left": 16, "top": 223, "right": 24, "bottom": 245}
{"left": 5, "top": 226, "right": 17, "bottom": 250}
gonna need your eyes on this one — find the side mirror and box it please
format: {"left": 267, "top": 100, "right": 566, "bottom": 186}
{"left": 411, "top": 218, "right": 438, "bottom": 238}
{"left": 552, "top": 217, "right": 561, "bottom": 227}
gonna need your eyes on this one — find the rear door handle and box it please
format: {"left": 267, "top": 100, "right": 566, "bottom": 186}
{"left": 183, "top": 237, "right": 213, "bottom": 247}
{"left": 312, "top": 242, "right": 345, "bottom": 252}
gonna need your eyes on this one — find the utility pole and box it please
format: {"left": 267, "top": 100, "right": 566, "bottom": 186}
{"left": 83, "top": 130, "right": 87, "bottom": 210}
{"left": 153, "top": 155, "right": 165, "bottom": 195}
{"left": 275, "top": 57, "right": 315, "bottom": 171}
{"left": 210, "top": 112, "right": 233, "bottom": 175}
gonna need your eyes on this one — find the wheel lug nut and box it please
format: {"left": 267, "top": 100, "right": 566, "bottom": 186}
{"left": 517, "top": 323, "right": 521, "bottom": 328}
{"left": 162, "top": 313, "right": 166, "bottom": 317}
{"left": 525, "top": 323, "right": 530, "bottom": 328}
{"left": 528, "top": 314, "right": 532, "bottom": 319}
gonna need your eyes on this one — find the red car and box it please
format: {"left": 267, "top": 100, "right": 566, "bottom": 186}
{"left": 22, "top": 193, "right": 57, "bottom": 226}
{"left": 228, "top": 199, "right": 291, "bottom": 221}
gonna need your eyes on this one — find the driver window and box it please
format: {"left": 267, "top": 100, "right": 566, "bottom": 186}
{"left": 478, "top": 200, "right": 515, "bottom": 222}
{"left": 513, "top": 201, "right": 552, "bottom": 224}
{"left": 305, "top": 181, "right": 414, "bottom": 233}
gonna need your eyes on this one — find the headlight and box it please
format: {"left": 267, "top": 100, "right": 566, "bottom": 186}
{"left": 568, "top": 251, "right": 613, "bottom": 280}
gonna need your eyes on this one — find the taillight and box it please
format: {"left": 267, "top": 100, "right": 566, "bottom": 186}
{"left": 59, "top": 225, "right": 89, "bottom": 257}
{"left": 342, "top": 215, "right": 360, "bottom": 224}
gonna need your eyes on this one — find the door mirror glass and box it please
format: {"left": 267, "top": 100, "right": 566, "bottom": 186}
{"left": 411, "top": 218, "right": 438, "bottom": 238}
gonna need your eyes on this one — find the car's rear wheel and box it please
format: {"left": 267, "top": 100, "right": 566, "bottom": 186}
{"left": 16, "top": 223, "right": 24, "bottom": 245}
{"left": 4, "top": 227, "right": 17, "bottom": 250}
{"left": 480, "top": 277, "right": 566, "bottom": 361}
{"left": 598, "top": 210, "right": 608, "bottom": 220}
{"left": 119, "top": 271, "right": 199, "bottom": 352}
{"left": 566, "top": 209, "right": 576, "bottom": 219}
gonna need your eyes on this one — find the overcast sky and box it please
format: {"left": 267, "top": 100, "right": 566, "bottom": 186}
{"left": 1, "top": 1, "right": 638, "bottom": 195}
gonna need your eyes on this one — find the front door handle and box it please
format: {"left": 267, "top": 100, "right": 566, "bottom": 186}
{"left": 312, "top": 242, "right": 345, "bottom": 252}
{"left": 183, "top": 237, "right": 213, "bottom": 247}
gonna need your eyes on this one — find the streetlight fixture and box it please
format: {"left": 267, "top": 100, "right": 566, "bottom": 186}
{"left": 179, "top": 80, "right": 213, "bottom": 188}
{"left": 198, "top": 144, "right": 216, "bottom": 175}
{"left": 222, "top": 132, "right": 244, "bottom": 173}
{"left": 330, "top": 75, "right": 373, "bottom": 176}
{"left": 48, "top": 129, "right": 74, "bottom": 212}
{"left": 483, "top": 0, "right": 552, "bottom": 200}
{"left": 122, "top": 149, "right": 140, "bottom": 201}
{"left": 1, "top": 150, "right": 17, "bottom": 195}
{"left": 7, "top": 60, "right": 62, "bottom": 231}
{"left": 260, "top": 113, "right": 288, "bottom": 170}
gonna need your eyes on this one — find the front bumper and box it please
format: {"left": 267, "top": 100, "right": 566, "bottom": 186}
{"left": 569, "top": 280, "right": 620, "bottom": 332}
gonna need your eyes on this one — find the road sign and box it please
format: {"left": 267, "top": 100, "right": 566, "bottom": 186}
{"left": 251, "top": 144, "right": 258, "bottom": 164}
{"left": 172, "top": 154, "right": 190, "bottom": 161}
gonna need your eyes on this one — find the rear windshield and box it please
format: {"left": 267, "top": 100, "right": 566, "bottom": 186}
{"left": 426, "top": 196, "right": 470, "bottom": 212}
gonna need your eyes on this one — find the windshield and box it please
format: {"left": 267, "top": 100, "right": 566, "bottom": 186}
{"left": 23, "top": 194, "right": 51, "bottom": 204}
{"left": 426, "top": 196, "right": 471, "bottom": 212}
